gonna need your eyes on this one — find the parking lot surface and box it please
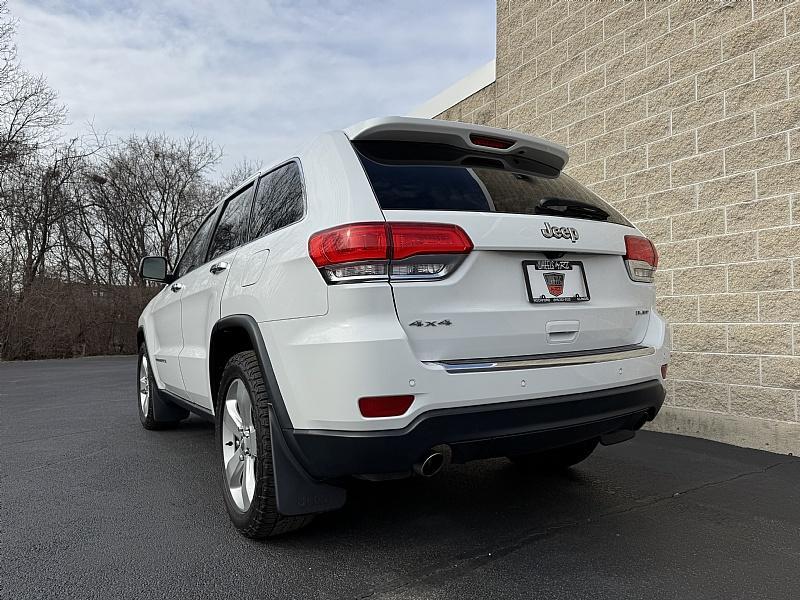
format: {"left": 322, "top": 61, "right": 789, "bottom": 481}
{"left": 1, "top": 356, "right": 798, "bottom": 599}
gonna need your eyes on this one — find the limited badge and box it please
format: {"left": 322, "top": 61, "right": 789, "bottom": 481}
{"left": 542, "top": 272, "right": 564, "bottom": 296}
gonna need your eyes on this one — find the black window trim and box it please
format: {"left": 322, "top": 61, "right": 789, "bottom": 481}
{"left": 205, "top": 181, "right": 256, "bottom": 263}
{"left": 247, "top": 158, "right": 307, "bottom": 243}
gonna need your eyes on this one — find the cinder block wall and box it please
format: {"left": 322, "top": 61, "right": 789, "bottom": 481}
{"left": 436, "top": 0, "right": 800, "bottom": 453}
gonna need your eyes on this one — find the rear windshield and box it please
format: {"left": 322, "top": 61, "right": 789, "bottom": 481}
{"left": 353, "top": 141, "right": 631, "bottom": 227}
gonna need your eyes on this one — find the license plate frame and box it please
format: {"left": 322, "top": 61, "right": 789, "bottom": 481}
{"left": 522, "top": 260, "right": 590, "bottom": 304}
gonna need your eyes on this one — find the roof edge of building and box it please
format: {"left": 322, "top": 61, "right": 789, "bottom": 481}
{"left": 407, "top": 59, "right": 496, "bottom": 119}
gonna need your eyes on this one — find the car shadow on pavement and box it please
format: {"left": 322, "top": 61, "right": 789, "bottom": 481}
{"left": 270, "top": 458, "right": 611, "bottom": 547}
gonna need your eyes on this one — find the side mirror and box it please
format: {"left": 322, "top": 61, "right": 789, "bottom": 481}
{"left": 139, "top": 256, "right": 170, "bottom": 282}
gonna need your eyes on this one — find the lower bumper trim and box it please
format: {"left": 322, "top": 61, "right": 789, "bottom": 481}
{"left": 285, "top": 380, "right": 665, "bottom": 480}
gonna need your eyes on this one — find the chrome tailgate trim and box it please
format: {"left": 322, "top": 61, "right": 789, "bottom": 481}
{"left": 426, "top": 345, "right": 655, "bottom": 373}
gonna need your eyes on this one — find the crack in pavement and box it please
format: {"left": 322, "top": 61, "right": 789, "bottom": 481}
{"left": 352, "top": 459, "right": 797, "bottom": 599}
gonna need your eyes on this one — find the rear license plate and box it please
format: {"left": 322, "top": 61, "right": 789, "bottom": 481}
{"left": 523, "top": 260, "right": 590, "bottom": 303}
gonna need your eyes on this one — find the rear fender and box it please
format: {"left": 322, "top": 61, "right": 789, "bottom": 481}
{"left": 214, "top": 315, "right": 347, "bottom": 513}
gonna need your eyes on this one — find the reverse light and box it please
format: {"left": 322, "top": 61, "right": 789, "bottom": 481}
{"left": 358, "top": 395, "right": 414, "bottom": 418}
{"left": 661, "top": 364, "right": 668, "bottom": 379}
{"left": 328, "top": 263, "right": 387, "bottom": 280}
{"left": 624, "top": 235, "right": 659, "bottom": 283}
{"left": 308, "top": 222, "right": 473, "bottom": 283}
{"left": 391, "top": 263, "right": 445, "bottom": 276}
{"left": 469, "top": 133, "right": 515, "bottom": 149}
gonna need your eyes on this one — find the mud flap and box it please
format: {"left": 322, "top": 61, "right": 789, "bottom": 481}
{"left": 151, "top": 383, "right": 190, "bottom": 422}
{"left": 269, "top": 406, "right": 347, "bottom": 516}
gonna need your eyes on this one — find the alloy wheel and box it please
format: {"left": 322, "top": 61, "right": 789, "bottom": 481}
{"left": 138, "top": 355, "right": 150, "bottom": 415}
{"left": 221, "top": 378, "right": 257, "bottom": 512}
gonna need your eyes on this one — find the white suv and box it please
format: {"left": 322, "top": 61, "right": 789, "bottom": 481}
{"left": 137, "top": 117, "right": 669, "bottom": 537}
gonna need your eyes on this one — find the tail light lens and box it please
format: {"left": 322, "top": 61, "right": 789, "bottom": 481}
{"left": 390, "top": 223, "right": 472, "bottom": 259}
{"left": 308, "top": 222, "right": 389, "bottom": 265}
{"left": 469, "top": 133, "right": 515, "bottom": 149}
{"left": 308, "top": 223, "right": 389, "bottom": 281}
{"left": 624, "top": 235, "right": 658, "bottom": 283}
{"left": 309, "top": 222, "right": 473, "bottom": 283}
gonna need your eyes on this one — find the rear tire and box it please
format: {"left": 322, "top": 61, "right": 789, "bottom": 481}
{"left": 216, "top": 350, "right": 314, "bottom": 538}
{"left": 508, "top": 438, "right": 599, "bottom": 471}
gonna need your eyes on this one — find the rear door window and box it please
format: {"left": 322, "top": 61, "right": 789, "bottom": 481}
{"left": 353, "top": 141, "right": 631, "bottom": 226}
{"left": 207, "top": 184, "right": 254, "bottom": 261}
{"left": 174, "top": 208, "right": 219, "bottom": 279}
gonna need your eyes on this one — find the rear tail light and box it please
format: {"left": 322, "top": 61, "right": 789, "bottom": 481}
{"left": 307, "top": 222, "right": 389, "bottom": 265}
{"left": 624, "top": 235, "right": 658, "bottom": 283}
{"left": 358, "top": 395, "right": 414, "bottom": 418}
{"left": 308, "top": 222, "right": 473, "bottom": 283}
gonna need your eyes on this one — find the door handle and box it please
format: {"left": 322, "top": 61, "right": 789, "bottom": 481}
{"left": 210, "top": 261, "right": 229, "bottom": 274}
{"left": 170, "top": 283, "right": 184, "bottom": 293}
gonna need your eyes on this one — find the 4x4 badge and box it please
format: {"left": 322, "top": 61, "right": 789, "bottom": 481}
{"left": 409, "top": 320, "right": 452, "bottom": 327}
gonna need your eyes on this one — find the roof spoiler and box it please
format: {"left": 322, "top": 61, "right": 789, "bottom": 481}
{"left": 344, "top": 116, "right": 569, "bottom": 172}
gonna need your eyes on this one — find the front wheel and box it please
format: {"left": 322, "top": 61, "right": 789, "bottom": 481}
{"left": 216, "top": 351, "right": 313, "bottom": 538}
{"left": 137, "top": 343, "right": 185, "bottom": 429}
{"left": 508, "top": 438, "right": 599, "bottom": 471}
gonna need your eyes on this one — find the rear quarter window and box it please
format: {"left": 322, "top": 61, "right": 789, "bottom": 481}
{"left": 249, "top": 162, "right": 305, "bottom": 240}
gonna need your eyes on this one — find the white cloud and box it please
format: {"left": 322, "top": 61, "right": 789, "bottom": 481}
{"left": 11, "top": 0, "right": 496, "bottom": 174}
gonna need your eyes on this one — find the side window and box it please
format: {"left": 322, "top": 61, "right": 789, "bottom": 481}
{"left": 174, "top": 208, "right": 218, "bottom": 279}
{"left": 250, "top": 162, "right": 304, "bottom": 240}
{"left": 208, "top": 184, "right": 254, "bottom": 261}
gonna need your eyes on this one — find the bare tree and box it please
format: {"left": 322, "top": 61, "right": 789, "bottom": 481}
{"left": 0, "top": 1, "right": 16, "bottom": 87}
{"left": 0, "top": 0, "right": 243, "bottom": 360}
{"left": 216, "top": 157, "right": 262, "bottom": 196}
{"left": 0, "top": 136, "right": 99, "bottom": 291}
{"left": 87, "top": 133, "right": 222, "bottom": 282}
{"left": 0, "top": 1, "right": 66, "bottom": 169}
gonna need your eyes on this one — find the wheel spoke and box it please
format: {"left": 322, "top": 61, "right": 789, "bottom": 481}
{"left": 242, "top": 456, "right": 256, "bottom": 510}
{"left": 222, "top": 400, "right": 241, "bottom": 434}
{"left": 225, "top": 452, "right": 245, "bottom": 489}
{"left": 224, "top": 398, "right": 243, "bottom": 430}
{"left": 236, "top": 383, "right": 253, "bottom": 429}
{"left": 249, "top": 436, "right": 258, "bottom": 458}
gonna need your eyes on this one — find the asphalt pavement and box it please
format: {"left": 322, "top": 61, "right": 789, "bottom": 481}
{"left": 1, "top": 356, "right": 798, "bottom": 599}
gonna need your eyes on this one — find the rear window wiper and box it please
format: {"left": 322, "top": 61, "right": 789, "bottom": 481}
{"left": 534, "top": 196, "right": 610, "bottom": 221}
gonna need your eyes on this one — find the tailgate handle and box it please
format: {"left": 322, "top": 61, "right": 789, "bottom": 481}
{"left": 546, "top": 320, "right": 579, "bottom": 344}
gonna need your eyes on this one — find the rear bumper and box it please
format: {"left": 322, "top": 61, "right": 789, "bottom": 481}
{"left": 260, "top": 304, "right": 670, "bottom": 431}
{"left": 285, "top": 379, "right": 665, "bottom": 480}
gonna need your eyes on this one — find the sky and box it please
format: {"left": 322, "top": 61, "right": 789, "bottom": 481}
{"left": 12, "top": 0, "right": 496, "bottom": 175}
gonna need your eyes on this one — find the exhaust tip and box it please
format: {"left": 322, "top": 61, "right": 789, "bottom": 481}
{"left": 418, "top": 452, "right": 445, "bottom": 477}
{"left": 413, "top": 445, "right": 451, "bottom": 477}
